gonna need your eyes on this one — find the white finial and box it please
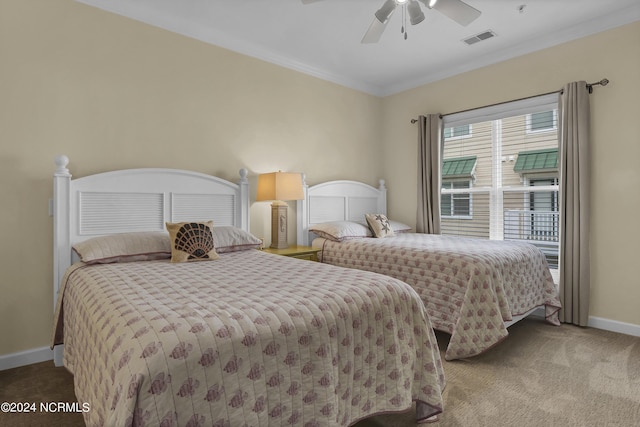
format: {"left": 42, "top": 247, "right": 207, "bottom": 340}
{"left": 54, "top": 155, "right": 70, "bottom": 175}
{"left": 239, "top": 168, "right": 248, "bottom": 182}
{"left": 301, "top": 173, "right": 307, "bottom": 186}
{"left": 378, "top": 179, "right": 386, "bottom": 190}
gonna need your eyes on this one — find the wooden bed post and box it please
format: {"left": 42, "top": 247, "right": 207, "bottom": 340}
{"left": 53, "top": 155, "right": 71, "bottom": 367}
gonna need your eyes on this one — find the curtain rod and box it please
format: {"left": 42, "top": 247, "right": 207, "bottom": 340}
{"left": 410, "top": 78, "right": 609, "bottom": 124}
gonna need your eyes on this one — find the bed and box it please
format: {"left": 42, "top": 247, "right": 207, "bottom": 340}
{"left": 297, "top": 178, "right": 561, "bottom": 361}
{"left": 50, "top": 156, "right": 445, "bottom": 426}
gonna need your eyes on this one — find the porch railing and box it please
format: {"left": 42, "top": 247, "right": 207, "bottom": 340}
{"left": 504, "top": 210, "right": 559, "bottom": 268}
{"left": 504, "top": 210, "right": 559, "bottom": 242}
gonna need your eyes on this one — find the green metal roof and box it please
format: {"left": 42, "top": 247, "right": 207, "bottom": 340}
{"left": 442, "top": 156, "right": 477, "bottom": 177}
{"left": 514, "top": 148, "right": 558, "bottom": 172}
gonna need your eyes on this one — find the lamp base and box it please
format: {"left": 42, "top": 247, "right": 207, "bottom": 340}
{"left": 270, "top": 201, "right": 289, "bottom": 249}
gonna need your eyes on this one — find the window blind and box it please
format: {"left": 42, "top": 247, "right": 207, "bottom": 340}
{"left": 440, "top": 93, "right": 560, "bottom": 268}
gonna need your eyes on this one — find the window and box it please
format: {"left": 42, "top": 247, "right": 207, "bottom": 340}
{"left": 441, "top": 155, "right": 476, "bottom": 219}
{"left": 441, "top": 180, "right": 472, "bottom": 218}
{"left": 527, "top": 110, "right": 557, "bottom": 133}
{"left": 444, "top": 124, "right": 472, "bottom": 140}
{"left": 527, "top": 178, "right": 559, "bottom": 238}
{"left": 440, "top": 94, "right": 560, "bottom": 268}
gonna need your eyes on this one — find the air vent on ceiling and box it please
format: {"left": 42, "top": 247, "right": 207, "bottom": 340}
{"left": 463, "top": 30, "right": 496, "bottom": 46}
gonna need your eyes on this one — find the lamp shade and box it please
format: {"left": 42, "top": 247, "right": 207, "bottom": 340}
{"left": 256, "top": 172, "right": 304, "bottom": 202}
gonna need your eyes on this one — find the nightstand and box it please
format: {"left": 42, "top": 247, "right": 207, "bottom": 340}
{"left": 262, "top": 245, "right": 320, "bottom": 261}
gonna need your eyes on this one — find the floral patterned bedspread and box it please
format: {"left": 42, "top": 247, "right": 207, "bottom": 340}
{"left": 52, "top": 249, "right": 444, "bottom": 426}
{"left": 314, "top": 234, "right": 561, "bottom": 360}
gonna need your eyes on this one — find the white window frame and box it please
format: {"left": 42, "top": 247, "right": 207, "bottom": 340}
{"left": 443, "top": 124, "right": 473, "bottom": 140}
{"left": 526, "top": 110, "right": 557, "bottom": 134}
{"left": 441, "top": 179, "right": 473, "bottom": 219}
{"left": 441, "top": 92, "right": 560, "bottom": 244}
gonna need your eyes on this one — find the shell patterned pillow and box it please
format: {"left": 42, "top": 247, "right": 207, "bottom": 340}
{"left": 165, "top": 221, "right": 220, "bottom": 262}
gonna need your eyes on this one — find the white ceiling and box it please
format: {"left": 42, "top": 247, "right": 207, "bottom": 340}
{"left": 77, "top": 0, "right": 640, "bottom": 96}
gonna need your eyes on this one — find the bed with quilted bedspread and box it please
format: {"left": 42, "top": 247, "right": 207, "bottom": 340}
{"left": 52, "top": 249, "right": 445, "bottom": 426}
{"left": 313, "top": 233, "right": 561, "bottom": 361}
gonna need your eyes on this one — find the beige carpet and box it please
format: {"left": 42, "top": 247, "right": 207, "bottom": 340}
{"left": 1, "top": 318, "right": 639, "bottom": 427}
{"left": 357, "top": 318, "right": 640, "bottom": 426}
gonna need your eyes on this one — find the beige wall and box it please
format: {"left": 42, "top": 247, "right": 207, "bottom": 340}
{"left": 1, "top": 0, "right": 638, "bottom": 361}
{"left": 382, "top": 21, "right": 640, "bottom": 327}
{"left": 0, "top": 0, "right": 383, "bottom": 357}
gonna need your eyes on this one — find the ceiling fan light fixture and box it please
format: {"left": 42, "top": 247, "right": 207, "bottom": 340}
{"left": 408, "top": 0, "right": 425, "bottom": 25}
{"left": 375, "top": 0, "right": 397, "bottom": 23}
{"left": 360, "top": 0, "right": 482, "bottom": 44}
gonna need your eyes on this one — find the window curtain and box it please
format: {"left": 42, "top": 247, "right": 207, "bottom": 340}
{"left": 558, "top": 81, "right": 591, "bottom": 326}
{"left": 417, "top": 114, "right": 443, "bottom": 234}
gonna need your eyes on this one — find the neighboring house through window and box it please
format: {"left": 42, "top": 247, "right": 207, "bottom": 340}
{"left": 511, "top": 147, "right": 559, "bottom": 267}
{"left": 443, "top": 124, "right": 472, "bottom": 139}
{"left": 440, "top": 94, "right": 560, "bottom": 269}
{"left": 527, "top": 110, "right": 557, "bottom": 133}
{"left": 441, "top": 156, "right": 476, "bottom": 219}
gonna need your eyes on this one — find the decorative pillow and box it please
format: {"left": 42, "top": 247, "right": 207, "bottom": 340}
{"left": 165, "top": 221, "right": 219, "bottom": 262}
{"left": 365, "top": 213, "right": 395, "bottom": 238}
{"left": 72, "top": 231, "right": 172, "bottom": 264}
{"left": 309, "top": 221, "right": 372, "bottom": 242}
{"left": 213, "top": 226, "right": 262, "bottom": 253}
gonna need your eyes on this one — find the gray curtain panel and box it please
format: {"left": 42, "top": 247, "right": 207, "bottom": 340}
{"left": 558, "top": 81, "right": 591, "bottom": 326}
{"left": 416, "top": 114, "right": 443, "bottom": 234}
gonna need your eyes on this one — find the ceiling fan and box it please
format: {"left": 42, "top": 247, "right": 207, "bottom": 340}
{"left": 302, "top": 0, "right": 481, "bottom": 44}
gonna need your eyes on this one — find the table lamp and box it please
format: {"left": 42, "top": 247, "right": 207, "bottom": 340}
{"left": 256, "top": 171, "right": 304, "bottom": 249}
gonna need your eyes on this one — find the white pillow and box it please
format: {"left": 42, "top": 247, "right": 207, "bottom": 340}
{"left": 388, "top": 220, "right": 412, "bottom": 233}
{"left": 212, "top": 226, "right": 262, "bottom": 253}
{"left": 72, "top": 226, "right": 263, "bottom": 264}
{"left": 309, "top": 221, "right": 372, "bottom": 242}
{"left": 73, "top": 231, "right": 171, "bottom": 264}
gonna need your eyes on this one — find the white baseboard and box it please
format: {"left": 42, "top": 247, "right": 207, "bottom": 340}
{"left": 527, "top": 308, "right": 640, "bottom": 337}
{"left": 588, "top": 316, "right": 640, "bottom": 337}
{"left": 0, "top": 347, "right": 53, "bottom": 372}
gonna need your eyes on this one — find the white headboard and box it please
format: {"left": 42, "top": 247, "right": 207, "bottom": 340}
{"left": 296, "top": 177, "right": 387, "bottom": 246}
{"left": 52, "top": 155, "right": 250, "bottom": 365}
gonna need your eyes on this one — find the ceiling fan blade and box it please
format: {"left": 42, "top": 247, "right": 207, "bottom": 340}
{"left": 429, "top": 0, "right": 481, "bottom": 26}
{"left": 301, "top": 0, "right": 323, "bottom": 4}
{"left": 361, "top": 16, "right": 389, "bottom": 44}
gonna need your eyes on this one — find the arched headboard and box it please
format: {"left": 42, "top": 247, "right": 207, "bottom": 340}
{"left": 52, "top": 155, "right": 250, "bottom": 365}
{"left": 296, "top": 177, "right": 387, "bottom": 246}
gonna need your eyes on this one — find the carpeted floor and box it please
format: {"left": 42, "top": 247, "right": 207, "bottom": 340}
{"left": 1, "top": 318, "right": 639, "bottom": 426}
